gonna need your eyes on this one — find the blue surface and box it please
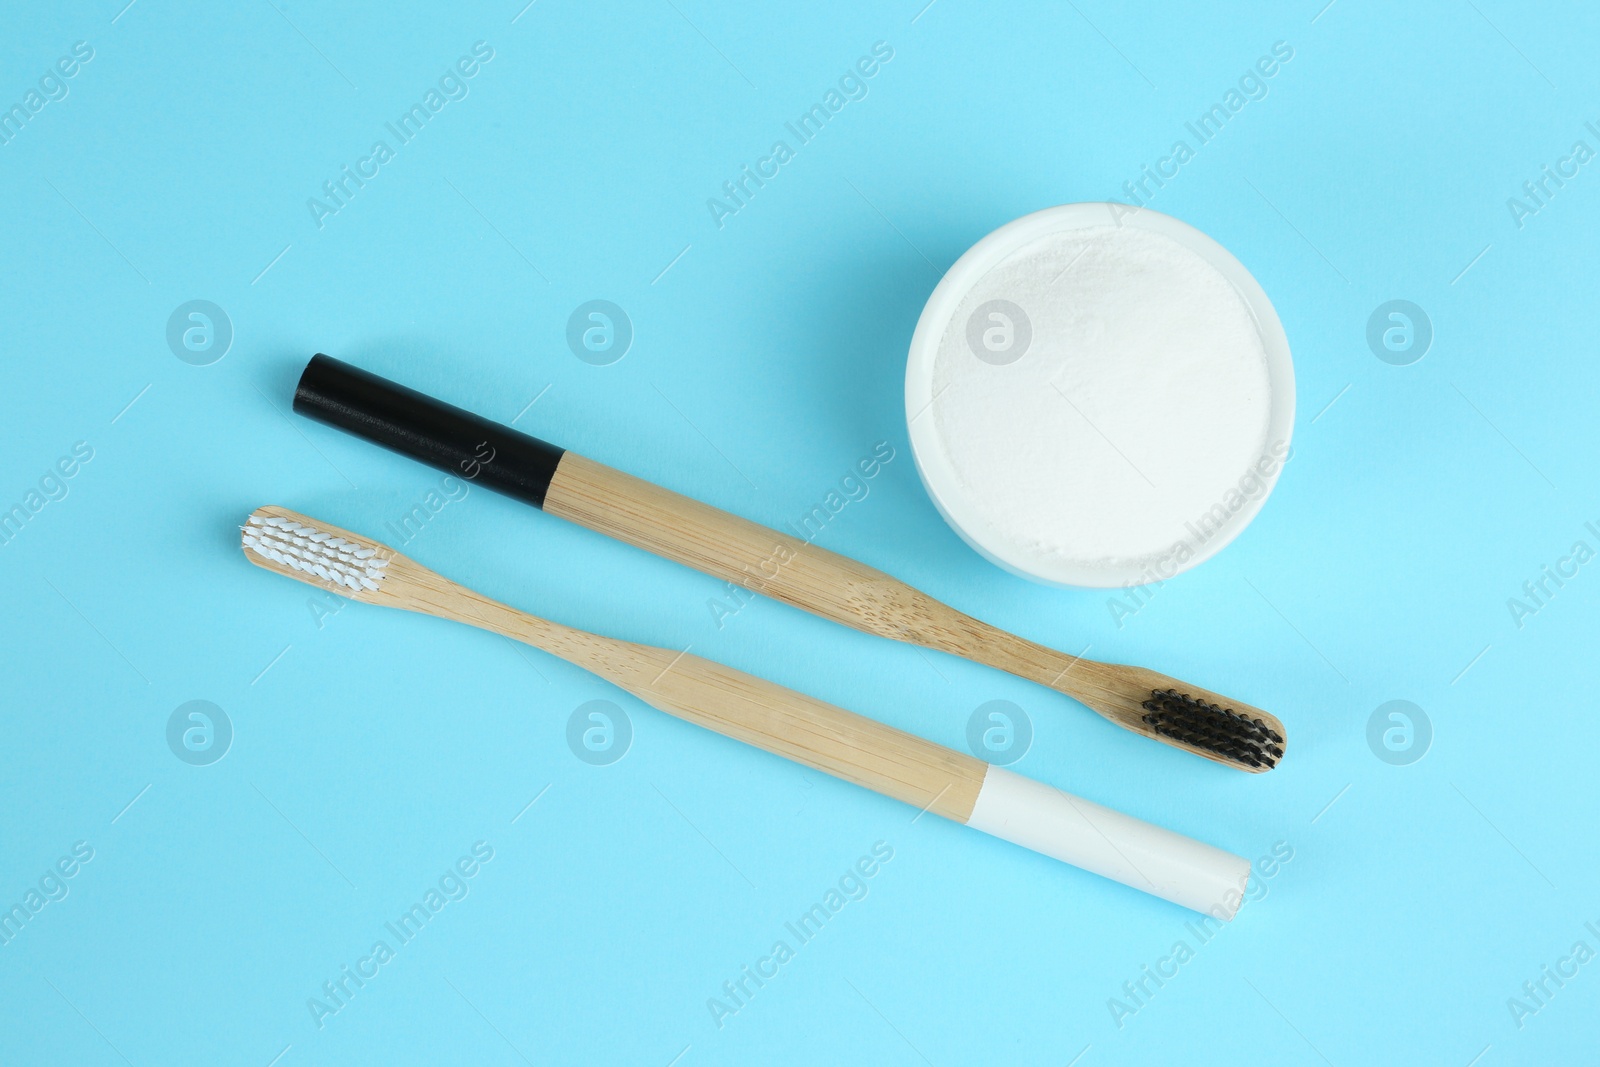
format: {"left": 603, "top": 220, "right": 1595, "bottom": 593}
{"left": 2, "top": 2, "right": 1597, "bottom": 1064}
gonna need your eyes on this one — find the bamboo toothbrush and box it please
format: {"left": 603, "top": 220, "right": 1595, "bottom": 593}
{"left": 292, "top": 354, "right": 1286, "bottom": 772}
{"left": 240, "top": 505, "right": 1254, "bottom": 917}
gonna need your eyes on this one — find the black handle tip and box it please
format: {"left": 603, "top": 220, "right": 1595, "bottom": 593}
{"left": 292, "top": 353, "right": 565, "bottom": 509}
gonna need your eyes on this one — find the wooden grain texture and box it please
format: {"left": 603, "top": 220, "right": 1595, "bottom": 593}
{"left": 246, "top": 506, "right": 987, "bottom": 822}
{"left": 542, "top": 455, "right": 1287, "bottom": 770}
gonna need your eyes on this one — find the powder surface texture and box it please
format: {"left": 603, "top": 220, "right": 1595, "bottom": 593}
{"left": 931, "top": 224, "right": 1272, "bottom": 577}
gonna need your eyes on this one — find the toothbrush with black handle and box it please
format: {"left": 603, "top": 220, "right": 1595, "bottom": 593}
{"left": 292, "top": 354, "right": 1286, "bottom": 772}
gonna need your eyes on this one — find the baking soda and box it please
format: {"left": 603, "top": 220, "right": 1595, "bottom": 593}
{"left": 931, "top": 224, "right": 1272, "bottom": 579}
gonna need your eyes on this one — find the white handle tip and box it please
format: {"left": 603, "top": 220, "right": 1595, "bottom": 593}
{"left": 965, "top": 766, "right": 1252, "bottom": 918}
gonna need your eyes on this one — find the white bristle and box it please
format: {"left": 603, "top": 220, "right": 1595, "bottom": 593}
{"left": 242, "top": 513, "right": 390, "bottom": 592}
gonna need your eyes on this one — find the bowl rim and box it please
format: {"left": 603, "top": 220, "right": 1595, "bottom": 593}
{"left": 903, "top": 202, "right": 1296, "bottom": 589}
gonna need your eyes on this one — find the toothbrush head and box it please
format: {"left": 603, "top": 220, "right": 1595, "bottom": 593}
{"left": 1139, "top": 688, "right": 1284, "bottom": 770}
{"left": 240, "top": 506, "right": 394, "bottom": 601}
{"left": 1052, "top": 662, "right": 1287, "bottom": 772}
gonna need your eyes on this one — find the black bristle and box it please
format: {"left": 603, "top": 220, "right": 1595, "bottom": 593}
{"left": 1140, "top": 689, "right": 1282, "bottom": 769}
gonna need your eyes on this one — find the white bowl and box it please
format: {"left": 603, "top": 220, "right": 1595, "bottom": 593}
{"left": 904, "top": 203, "right": 1295, "bottom": 589}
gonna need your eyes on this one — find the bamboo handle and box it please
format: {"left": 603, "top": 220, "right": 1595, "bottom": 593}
{"left": 544, "top": 452, "right": 987, "bottom": 645}
{"left": 587, "top": 644, "right": 988, "bottom": 824}
{"left": 376, "top": 552, "right": 986, "bottom": 822}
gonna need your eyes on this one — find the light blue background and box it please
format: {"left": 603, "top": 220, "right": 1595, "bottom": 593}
{"left": 2, "top": 1, "right": 1597, "bottom": 1063}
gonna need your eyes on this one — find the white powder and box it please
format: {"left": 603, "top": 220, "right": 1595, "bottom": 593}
{"left": 931, "top": 224, "right": 1272, "bottom": 578}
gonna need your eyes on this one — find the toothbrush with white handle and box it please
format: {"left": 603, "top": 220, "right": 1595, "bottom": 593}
{"left": 240, "top": 505, "right": 1254, "bottom": 918}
